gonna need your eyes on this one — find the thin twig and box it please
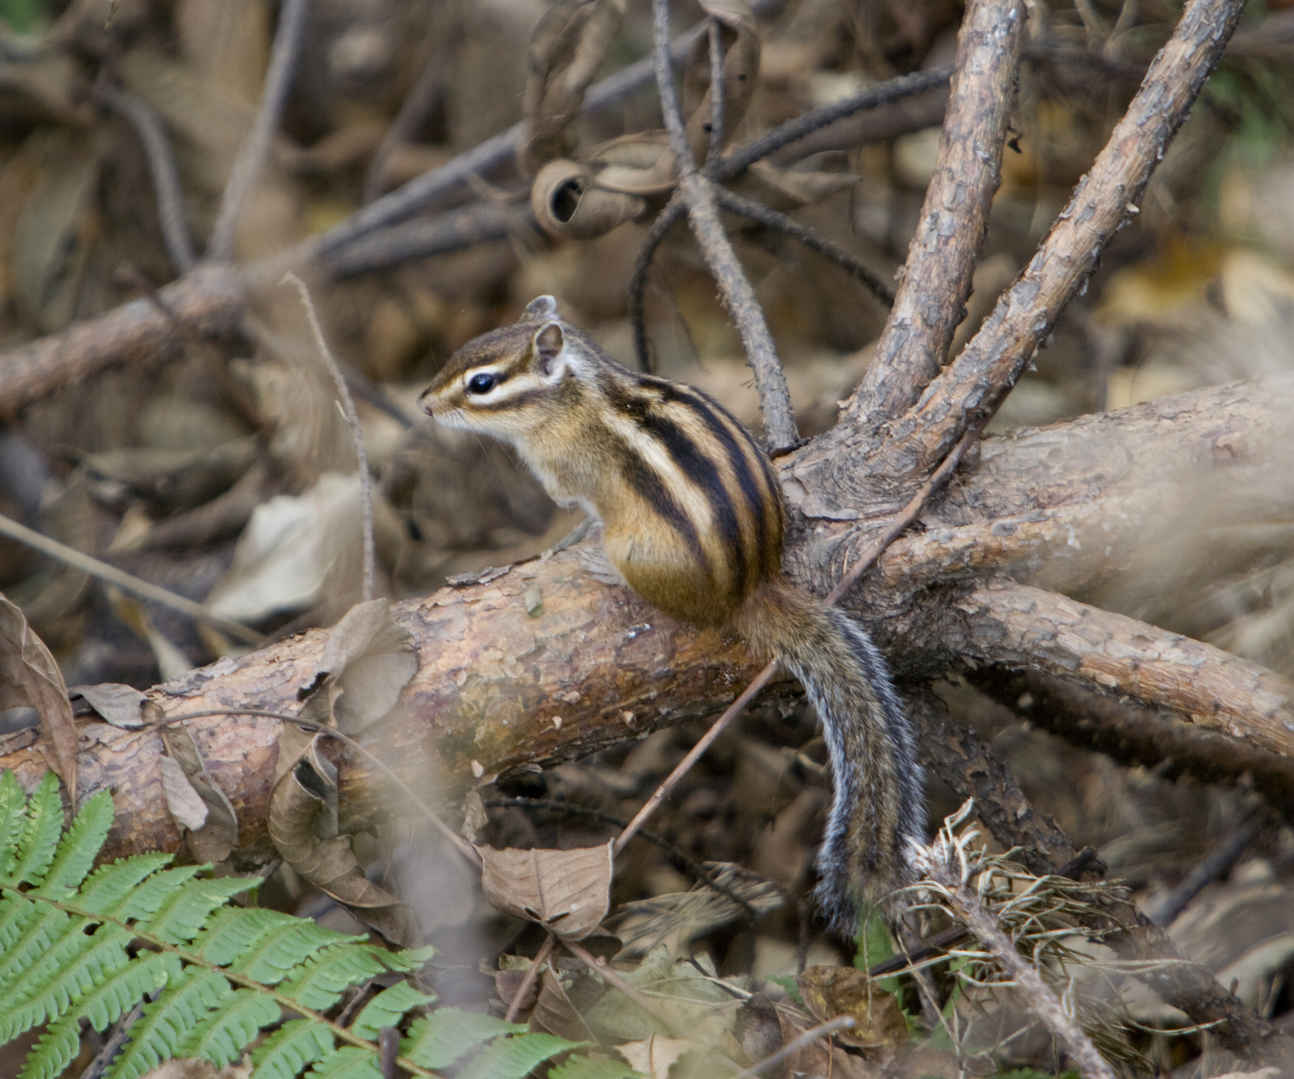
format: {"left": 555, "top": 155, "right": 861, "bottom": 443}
{"left": 614, "top": 426, "right": 975, "bottom": 857}
{"left": 0, "top": 512, "right": 263, "bottom": 645}
{"left": 282, "top": 274, "right": 377, "bottom": 602}
{"left": 94, "top": 83, "right": 195, "bottom": 272}
{"left": 713, "top": 186, "right": 896, "bottom": 307}
{"left": 362, "top": 41, "right": 446, "bottom": 204}
{"left": 504, "top": 934, "right": 555, "bottom": 1023}
{"left": 563, "top": 937, "right": 683, "bottom": 1035}
{"left": 1145, "top": 808, "right": 1265, "bottom": 926}
{"left": 732, "top": 1015, "right": 856, "bottom": 1078}
{"left": 715, "top": 67, "right": 952, "bottom": 182}
{"left": 704, "top": 19, "right": 725, "bottom": 175}
{"left": 296, "top": 23, "right": 710, "bottom": 270}
{"left": 209, "top": 0, "right": 308, "bottom": 259}
{"left": 628, "top": 194, "right": 686, "bottom": 371}
{"left": 652, "top": 0, "right": 797, "bottom": 449}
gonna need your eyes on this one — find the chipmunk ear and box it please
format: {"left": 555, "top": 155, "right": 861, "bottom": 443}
{"left": 533, "top": 322, "right": 570, "bottom": 380}
{"left": 524, "top": 294, "right": 559, "bottom": 320}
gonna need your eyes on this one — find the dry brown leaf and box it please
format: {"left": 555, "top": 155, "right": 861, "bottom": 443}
{"left": 0, "top": 593, "right": 77, "bottom": 801}
{"left": 268, "top": 728, "right": 413, "bottom": 941}
{"left": 616, "top": 1035, "right": 691, "bottom": 1079}
{"left": 683, "top": 1, "right": 761, "bottom": 162}
{"left": 796, "top": 965, "right": 909, "bottom": 1051}
{"left": 206, "top": 472, "right": 367, "bottom": 622}
{"left": 306, "top": 597, "right": 417, "bottom": 734}
{"left": 532, "top": 966, "right": 599, "bottom": 1041}
{"left": 478, "top": 841, "right": 613, "bottom": 939}
{"left": 160, "top": 725, "right": 239, "bottom": 863}
{"left": 521, "top": 0, "right": 629, "bottom": 175}
{"left": 531, "top": 158, "right": 649, "bottom": 240}
{"left": 69, "top": 682, "right": 147, "bottom": 728}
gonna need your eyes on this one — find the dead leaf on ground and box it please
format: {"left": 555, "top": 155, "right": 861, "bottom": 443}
{"left": 478, "top": 840, "right": 613, "bottom": 939}
{"left": 796, "top": 964, "right": 909, "bottom": 1051}
{"left": 0, "top": 592, "right": 77, "bottom": 801}
{"left": 268, "top": 727, "right": 414, "bottom": 943}
{"left": 69, "top": 681, "right": 146, "bottom": 727}
{"left": 206, "top": 472, "right": 367, "bottom": 623}
{"left": 610, "top": 861, "right": 783, "bottom": 958}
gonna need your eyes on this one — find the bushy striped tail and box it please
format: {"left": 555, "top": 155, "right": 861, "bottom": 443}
{"left": 735, "top": 580, "right": 925, "bottom": 930}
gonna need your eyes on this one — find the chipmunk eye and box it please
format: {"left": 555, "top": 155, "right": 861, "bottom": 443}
{"left": 467, "top": 372, "right": 498, "bottom": 395}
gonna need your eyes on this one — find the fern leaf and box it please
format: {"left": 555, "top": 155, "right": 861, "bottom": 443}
{"left": 75, "top": 854, "right": 175, "bottom": 916}
{"left": 229, "top": 919, "right": 367, "bottom": 986}
{"left": 548, "top": 1054, "right": 642, "bottom": 1079}
{"left": 0, "top": 922, "right": 130, "bottom": 1041}
{"left": 114, "top": 864, "right": 204, "bottom": 922}
{"left": 32, "top": 789, "right": 114, "bottom": 899}
{"left": 19, "top": 955, "right": 177, "bottom": 1079}
{"left": 0, "top": 770, "right": 30, "bottom": 879}
{"left": 304, "top": 1046, "right": 384, "bottom": 1079}
{"left": 195, "top": 906, "right": 306, "bottom": 967}
{"left": 249, "top": 1017, "right": 336, "bottom": 1079}
{"left": 277, "top": 944, "right": 393, "bottom": 1012}
{"left": 349, "top": 981, "right": 435, "bottom": 1040}
{"left": 108, "top": 967, "right": 233, "bottom": 1079}
{"left": 401, "top": 1007, "right": 527, "bottom": 1069}
{"left": 174, "top": 987, "right": 281, "bottom": 1068}
{"left": 457, "top": 1032, "right": 584, "bottom": 1079}
{"left": 7, "top": 772, "right": 64, "bottom": 887}
{"left": 141, "top": 875, "right": 259, "bottom": 944}
{"left": 0, "top": 899, "right": 68, "bottom": 990}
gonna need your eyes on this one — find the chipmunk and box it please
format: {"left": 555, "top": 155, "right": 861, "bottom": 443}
{"left": 419, "top": 295, "right": 924, "bottom": 930}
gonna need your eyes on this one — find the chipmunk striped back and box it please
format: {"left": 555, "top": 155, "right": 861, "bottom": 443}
{"left": 421, "top": 296, "right": 925, "bottom": 930}
{"left": 421, "top": 295, "right": 784, "bottom": 625}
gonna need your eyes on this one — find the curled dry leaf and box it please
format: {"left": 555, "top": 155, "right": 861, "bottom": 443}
{"left": 530, "top": 134, "right": 675, "bottom": 240}
{"left": 268, "top": 727, "right": 414, "bottom": 942}
{"left": 0, "top": 593, "right": 77, "bottom": 801}
{"left": 521, "top": 0, "right": 629, "bottom": 176}
{"left": 478, "top": 840, "right": 614, "bottom": 940}
{"left": 683, "top": 1, "right": 761, "bottom": 162}
{"left": 531, "top": 158, "right": 649, "bottom": 239}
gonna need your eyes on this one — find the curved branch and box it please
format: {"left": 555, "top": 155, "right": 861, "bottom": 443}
{"left": 881, "top": 0, "right": 1246, "bottom": 459}
{"left": 208, "top": 0, "right": 308, "bottom": 259}
{"left": 951, "top": 581, "right": 1294, "bottom": 760}
{"left": 0, "top": 265, "right": 246, "bottom": 420}
{"left": 849, "top": 0, "right": 1025, "bottom": 425}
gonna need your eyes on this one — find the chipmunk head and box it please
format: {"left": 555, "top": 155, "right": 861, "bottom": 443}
{"left": 419, "top": 296, "right": 591, "bottom": 441}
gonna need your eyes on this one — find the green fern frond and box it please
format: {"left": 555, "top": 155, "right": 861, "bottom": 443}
{"left": 0, "top": 770, "right": 636, "bottom": 1079}
{"left": 400, "top": 1006, "right": 527, "bottom": 1068}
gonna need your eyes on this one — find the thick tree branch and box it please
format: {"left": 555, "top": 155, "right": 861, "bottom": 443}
{"left": 852, "top": 0, "right": 1025, "bottom": 425}
{"left": 950, "top": 581, "right": 1294, "bottom": 759}
{"left": 851, "top": 0, "right": 1246, "bottom": 458}
{"left": 0, "top": 264, "right": 245, "bottom": 420}
{"left": 3, "top": 376, "right": 1287, "bottom": 854}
